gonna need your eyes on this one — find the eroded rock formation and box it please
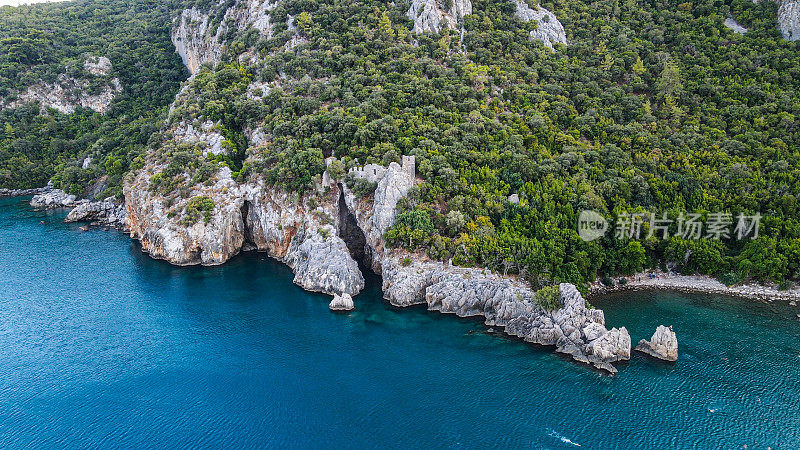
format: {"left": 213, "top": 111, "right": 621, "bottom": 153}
{"left": 2, "top": 56, "right": 122, "bottom": 114}
{"left": 379, "top": 256, "right": 631, "bottom": 373}
{"left": 513, "top": 0, "right": 567, "bottom": 50}
{"left": 329, "top": 293, "right": 355, "bottom": 311}
{"left": 406, "top": 0, "right": 472, "bottom": 34}
{"left": 30, "top": 189, "right": 78, "bottom": 209}
{"left": 635, "top": 325, "right": 678, "bottom": 361}
{"left": 171, "top": 0, "right": 277, "bottom": 75}
{"left": 778, "top": 0, "right": 800, "bottom": 41}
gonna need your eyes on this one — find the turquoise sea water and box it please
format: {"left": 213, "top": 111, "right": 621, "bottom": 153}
{"left": 1, "top": 196, "right": 799, "bottom": 449}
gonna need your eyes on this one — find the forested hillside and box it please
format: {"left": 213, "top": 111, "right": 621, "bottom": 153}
{"left": 0, "top": 0, "right": 186, "bottom": 196}
{"left": 4, "top": 0, "right": 800, "bottom": 288}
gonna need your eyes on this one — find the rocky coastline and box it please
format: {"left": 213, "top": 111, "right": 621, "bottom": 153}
{"left": 28, "top": 187, "right": 128, "bottom": 231}
{"left": 19, "top": 0, "right": 800, "bottom": 377}
{"left": 0, "top": 186, "right": 50, "bottom": 198}
{"left": 589, "top": 270, "right": 800, "bottom": 303}
{"left": 113, "top": 144, "right": 633, "bottom": 373}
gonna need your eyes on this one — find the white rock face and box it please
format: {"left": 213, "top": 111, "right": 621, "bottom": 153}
{"left": 778, "top": 0, "right": 800, "bottom": 41}
{"left": 171, "top": 0, "right": 277, "bottom": 74}
{"left": 635, "top": 325, "right": 678, "bottom": 361}
{"left": 171, "top": 7, "right": 224, "bottom": 75}
{"left": 84, "top": 56, "right": 113, "bottom": 76}
{"left": 329, "top": 293, "right": 355, "bottom": 311}
{"left": 30, "top": 189, "right": 77, "bottom": 209}
{"left": 174, "top": 120, "right": 227, "bottom": 156}
{"left": 125, "top": 154, "right": 364, "bottom": 296}
{"left": 724, "top": 17, "right": 748, "bottom": 34}
{"left": 3, "top": 59, "right": 122, "bottom": 115}
{"left": 514, "top": 0, "right": 567, "bottom": 50}
{"left": 406, "top": 0, "right": 472, "bottom": 34}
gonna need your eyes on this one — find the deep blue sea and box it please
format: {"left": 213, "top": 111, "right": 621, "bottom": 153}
{"left": 1, "top": 196, "right": 799, "bottom": 449}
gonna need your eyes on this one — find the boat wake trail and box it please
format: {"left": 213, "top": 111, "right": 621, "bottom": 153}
{"left": 547, "top": 429, "right": 582, "bottom": 447}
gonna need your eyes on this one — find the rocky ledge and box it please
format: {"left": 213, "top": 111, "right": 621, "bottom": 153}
{"left": 64, "top": 198, "right": 128, "bottom": 230}
{"left": 635, "top": 325, "right": 678, "bottom": 362}
{"left": 589, "top": 271, "right": 800, "bottom": 302}
{"left": 380, "top": 256, "right": 631, "bottom": 373}
{"left": 0, "top": 187, "right": 49, "bottom": 198}
{"left": 30, "top": 189, "right": 78, "bottom": 209}
{"left": 29, "top": 188, "right": 128, "bottom": 230}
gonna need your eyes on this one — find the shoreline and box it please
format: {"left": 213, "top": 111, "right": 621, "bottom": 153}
{"left": 11, "top": 189, "right": 800, "bottom": 305}
{"left": 0, "top": 186, "right": 49, "bottom": 198}
{"left": 588, "top": 270, "right": 800, "bottom": 303}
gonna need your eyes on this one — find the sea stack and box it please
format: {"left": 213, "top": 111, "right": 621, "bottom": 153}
{"left": 329, "top": 293, "right": 355, "bottom": 312}
{"left": 635, "top": 325, "right": 678, "bottom": 361}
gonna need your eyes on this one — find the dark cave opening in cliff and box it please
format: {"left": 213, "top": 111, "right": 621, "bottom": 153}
{"left": 240, "top": 200, "right": 257, "bottom": 251}
{"left": 337, "top": 186, "right": 371, "bottom": 269}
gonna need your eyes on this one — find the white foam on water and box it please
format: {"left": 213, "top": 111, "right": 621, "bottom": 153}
{"left": 547, "top": 429, "right": 582, "bottom": 447}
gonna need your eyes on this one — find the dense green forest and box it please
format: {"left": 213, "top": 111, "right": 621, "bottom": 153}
{"left": 167, "top": 0, "right": 799, "bottom": 288}
{"left": 3, "top": 0, "right": 800, "bottom": 289}
{"left": 0, "top": 0, "right": 187, "bottom": 196}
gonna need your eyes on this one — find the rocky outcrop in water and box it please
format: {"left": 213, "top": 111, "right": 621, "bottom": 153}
{"left": 635, "top": 325, "right": 678, "bottom": 361}
{"left": 406, "top": 0, "right": 472, "bottom": 34}
{"left": 778, "top": 0, "right": 800, "bottom": 41}
{"left": 513, "top": 0, "right": 567, "bottom": 49}
{"left": 65, "top": 198, "right": 128, "bottom": 230}
{"left": 378, "top": 257, "right": 631, "bottom": 372}
{"left": 30, "top": 189, "right": 78, "bottom": 209}
{"left": 329, "top": 293, "right": 355, "bottom": 311}
{"left": 0, "top": 187, "right": 49, "bottom": 197}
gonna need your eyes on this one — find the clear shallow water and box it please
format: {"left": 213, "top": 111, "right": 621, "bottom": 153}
{"left": 1, "top": 196, "right": 799, "bottom": 449}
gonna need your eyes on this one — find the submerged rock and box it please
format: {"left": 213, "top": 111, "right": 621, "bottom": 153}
{"left": 635, "top": 325, "right": 678, "bottom": 361}
{"left": 329, "top": 293, "right": 355, "bottom": 311}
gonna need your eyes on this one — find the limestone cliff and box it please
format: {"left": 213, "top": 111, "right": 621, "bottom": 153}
{"left": 1, "top": 56, "right": 122, "bottom": 114}
{"left": 171, "top": 0, "right": 277, "bottom": 75}
{"left": 513, "top": 0, "right": 567, "bottom": 50}
{"left": 116, "top": 0, "right": 632, "bottom": 374}
{"left": 124, "top": 147, "right": 364, "bottom": 296}
{"left": 778, "top": 0, "right": 800, "bottom": 41}
{"left": 406, "top": 0, "right": 473, "bottom": 34}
